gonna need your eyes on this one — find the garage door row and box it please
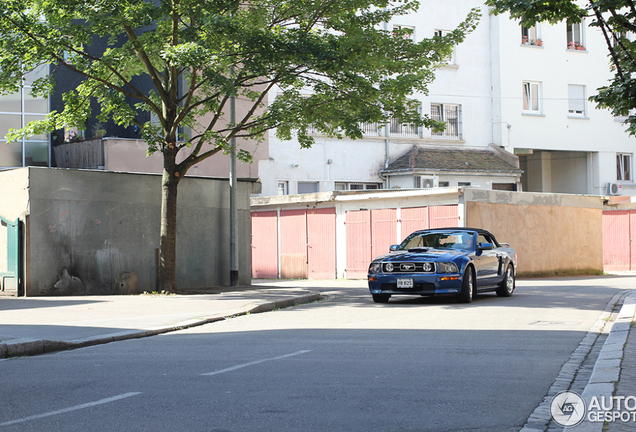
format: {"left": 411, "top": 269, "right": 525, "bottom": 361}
{"left": 251, "top": 205, "right": 459, "bottom": 279}
{"left": 603, "top": 209, "right": 636, "bottom": 271}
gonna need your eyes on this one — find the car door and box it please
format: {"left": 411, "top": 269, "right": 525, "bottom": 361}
{"left": 474, "top": 233, "right": 500, "bottom": 287}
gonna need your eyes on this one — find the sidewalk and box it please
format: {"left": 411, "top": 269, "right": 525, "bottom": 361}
{"left": 0, "top": 285, "right": 322, "bottom": 359}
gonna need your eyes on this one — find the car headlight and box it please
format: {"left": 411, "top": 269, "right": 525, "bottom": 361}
{"left": 368, "top": 262, "right": 383, "bottom": 274}
{"left": 437, "top": 262, "right": 458, "bottom": 273}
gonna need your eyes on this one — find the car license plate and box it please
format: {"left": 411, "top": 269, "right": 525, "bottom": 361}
{"left": 397, "top": 278, "right": 414, "bottom": 289}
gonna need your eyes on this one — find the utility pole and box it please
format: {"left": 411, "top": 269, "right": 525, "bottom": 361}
{"left": 229, "top": 68, "right": 239, "bottom": 286}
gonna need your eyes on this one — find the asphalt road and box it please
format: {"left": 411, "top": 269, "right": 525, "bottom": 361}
{"left": 1, "top": 276, "right": 634, "bottom": 432}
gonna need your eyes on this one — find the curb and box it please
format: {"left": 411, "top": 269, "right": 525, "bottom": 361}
{"left": 0, "top": 291, "right": 322, "bottom": 359}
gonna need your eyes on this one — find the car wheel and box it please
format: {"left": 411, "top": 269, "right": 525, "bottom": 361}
{"left": 496, "top": 264, "right": 515, "bottom": 297}
{"left": 372, "top": 294, "right": 391, "bottom": 303}
{"left": 457, "top": 267, "right": 474, "bottom": 304}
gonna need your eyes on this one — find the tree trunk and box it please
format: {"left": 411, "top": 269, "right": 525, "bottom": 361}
{"left": 158, "top": 151, "right": 180, "bottom": 293}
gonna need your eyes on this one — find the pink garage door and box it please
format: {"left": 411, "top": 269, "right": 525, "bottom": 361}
{"left": 251, "top": 211, "right": 278, "bottom": 278}
{"left": 603, "top": 210, "right": 636, "bottom": 271}
{"left": 371, "top": 209, "right": 398, "bottom": 259}
{"left": 280, "top": 210, "right": 308, "bottom": 278}
{"left": 307, "top": 208, "right": 337, "bottom": 279}
{"left": 345, "top": 210, "right": 371, "bottom": 278}
{"left": 401, "top": 207, "right": 429, "bottom": 241}
{"left": 429, "top": 205, "right": 459, "bottom": 228}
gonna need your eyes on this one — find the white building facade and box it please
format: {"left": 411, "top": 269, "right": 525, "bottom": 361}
{"left": 256, "top": 1, "right": 636, "bottom": 197}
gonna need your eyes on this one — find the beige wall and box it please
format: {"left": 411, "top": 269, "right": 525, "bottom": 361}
{"left": 102, "top": 137, "right": 266, "bottom": 179}
{"left": 465, "top": 194, "right": 604, "bottom": 276}
{"left": 0, "top": 169, "right": 29, "bottom": 278}
{"left": 102, "top": 92, "right": 269, "bottom": 179}
{"left": 0, "top": 168, "right": 30, "bottom": 220}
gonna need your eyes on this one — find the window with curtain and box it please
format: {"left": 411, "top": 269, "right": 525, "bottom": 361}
{"left": 523, "top": 82, "right": 541, "bottom": 112}
{"left": 617, "top": 154, "right": 632, "bottom": 181}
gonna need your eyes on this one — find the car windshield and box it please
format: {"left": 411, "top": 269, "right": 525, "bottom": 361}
{"left": 399, "top": 231, "right": 475, "bottom": 251}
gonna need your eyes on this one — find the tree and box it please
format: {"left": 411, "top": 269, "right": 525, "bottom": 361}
{"left": 486, "top": 0, "right": 636, "bottom": 135}
{"left": 0, "top": 0, "right": 479, "bottom": 292}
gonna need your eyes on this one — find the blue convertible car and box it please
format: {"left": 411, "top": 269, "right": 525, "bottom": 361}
{"left": 367, "top": 228, "right": 517, "bottom": 303}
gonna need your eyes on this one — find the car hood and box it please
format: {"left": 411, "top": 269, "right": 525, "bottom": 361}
{"left": 372, "top": 249, "right": 467, "bottom": 262}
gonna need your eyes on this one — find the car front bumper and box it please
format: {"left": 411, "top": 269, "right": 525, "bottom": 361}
{"left": 367, "top": 273, "right": 463, "bottom": 296}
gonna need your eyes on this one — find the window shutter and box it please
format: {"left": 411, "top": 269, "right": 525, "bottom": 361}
{"left": 568, "top": 85, "right": 585, "bottom": 114}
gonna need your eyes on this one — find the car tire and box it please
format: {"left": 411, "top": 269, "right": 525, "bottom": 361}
{"left": 496, "top": 264, "right": 515, "bottom": 297}
{"left": 457, "top": 267, "right": 474, "bottom": 304}
{"left": 372, "top": 294, "right": 391, "bottom": 303}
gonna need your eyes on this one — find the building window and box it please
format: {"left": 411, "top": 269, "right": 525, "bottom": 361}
{"left": 277, "top": 181, "right": 288, "bottom": 195}
{"left": 297, "top": 182, "right": 319, "bottom": 194}
{"left": 493, "top": 183, "right": 518, "bottom": 191}
{"left": 613, "top": 32, "right": 626, "bottom": 47}
{"left": 434, "top": 30, "right": 456, "bottom": 65}
{"left": 521, "top": 25, "right": 542, "bottom": 46}
{"left": 567, "top": 20, "right": 585, "bottom": 50}
{"left": 390, "top": 103, "right": 422, "bottom": 138}
{"left": 458, "top": 182, "right": 471, "bottom": 187}
{"left": 431, "top": 103, "right": 462, "bottom": 140}
{"left": 335, "top": 182, "right": 381, "bottom": 191}
{"left": 359, "top": 122, "right": 380, "bottom": 136}
{"left": 360, "top": 106, "right": 421, "bottom": 139}
{"left": 393, "top": 24, "right": 414, "bottom": 40}
{"left": 523, "top": 81, "right": 541, "bottom": 112}
{"left": 415, "top": 176, "right": 439, "bottom": 188}
{"left": 617, "top": 154, "right": 632, "bottom": 181}
{"left": 568, "top": 85, "right": 586, "bottom": 116}
{"left": 0, "top": 64, "right": 50, "bottom": 168}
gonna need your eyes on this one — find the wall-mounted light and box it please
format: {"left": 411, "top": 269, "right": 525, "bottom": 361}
{"left": 291, "top": 163, "right": 299, "bottom": 168}
{"left": 326, "top": 159, "right": 333, "bottom": 165}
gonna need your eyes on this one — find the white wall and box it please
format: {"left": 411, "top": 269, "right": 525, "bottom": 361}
{"left": 258, "top": 0, "right": 498, "bottom": 197}
{"left": 492, "top": 9, "right": 636, "bottom": 195}
{"left": 259, "top": 1, "right": 636, "bottom": 198}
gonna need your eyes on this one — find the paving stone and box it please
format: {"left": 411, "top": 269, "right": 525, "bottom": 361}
{"left": 606, "top": 319, "right": 636, "bottom": 432}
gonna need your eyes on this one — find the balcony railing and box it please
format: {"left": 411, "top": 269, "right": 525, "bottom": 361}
{"left": 359, "top": 121, "right": 422, "bottom": 139}
{"left": 53, "top": 138, "right": 104, "bottom": 169}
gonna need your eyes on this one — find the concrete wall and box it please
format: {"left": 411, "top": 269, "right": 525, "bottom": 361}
{"left": 464, "top": 189, "right": 604, "bottom": 276}
{"left": 2, "top": 167, "right": 253, "bottom": 296}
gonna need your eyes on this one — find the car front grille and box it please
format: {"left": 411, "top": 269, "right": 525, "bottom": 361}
{"left": 383, "top": 262, "right": 435, "bottom": 273}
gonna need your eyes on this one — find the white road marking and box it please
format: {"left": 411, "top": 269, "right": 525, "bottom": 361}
{"left": 0, "top": 392, "right": 142, "bottom": 427}
{"left": 202, "top": 350, "right": 312, "bottom": 376}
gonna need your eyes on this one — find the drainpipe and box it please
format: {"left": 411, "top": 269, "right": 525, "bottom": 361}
{"left": 383, "top": 12, "right": 390, "bottom": 188}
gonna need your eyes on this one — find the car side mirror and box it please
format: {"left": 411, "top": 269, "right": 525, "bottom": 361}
{"left": 389, "top": 245, "right": 399, "bottom": 252}
{"left": 478, "top": 242, "right": 493, "bottom": 250}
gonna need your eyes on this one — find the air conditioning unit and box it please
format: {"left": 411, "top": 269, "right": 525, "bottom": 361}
{"left": 607, "top": 182, "right": 622, "bottom": 195}
{"left": 417, "top": 175, "right": 439, "bottom": 189}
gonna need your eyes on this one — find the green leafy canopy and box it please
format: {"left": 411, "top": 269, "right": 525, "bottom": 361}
{"left": 0, "top": 0, "right": 480, "bottom": 170}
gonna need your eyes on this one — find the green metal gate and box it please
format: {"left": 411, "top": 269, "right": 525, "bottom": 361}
{"left": 0, "top": 215, "right": 21, "bottom": 296}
